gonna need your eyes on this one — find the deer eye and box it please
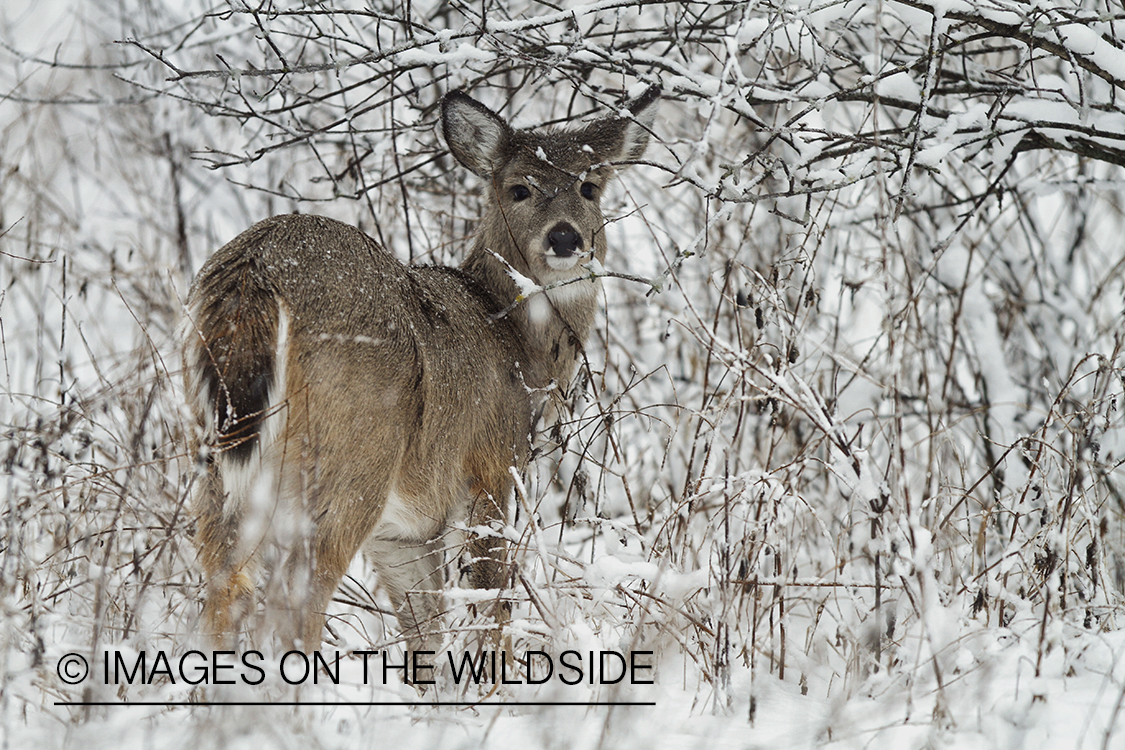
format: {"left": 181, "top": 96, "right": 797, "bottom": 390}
{"left": 510, "top": 184, "right": 531, "bottom": 202}
{"left": 580, "top": 182, "right": 597, "bottom": 200}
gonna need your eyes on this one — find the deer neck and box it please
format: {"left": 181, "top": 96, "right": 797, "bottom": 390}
{"left": 463, "top": 241, "right": 599, "bottom": 392}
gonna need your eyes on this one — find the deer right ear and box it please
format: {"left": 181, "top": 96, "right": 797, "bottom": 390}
{"left": 442, "top": 92, "right": 512, "bottom": 178}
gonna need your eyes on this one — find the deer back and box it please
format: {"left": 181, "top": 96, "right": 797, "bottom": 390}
{"left": 185, "top": 213, "right": 533, "bottom": 531}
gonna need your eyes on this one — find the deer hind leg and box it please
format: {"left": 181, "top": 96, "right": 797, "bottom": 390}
{"left": 195, "top": 457, "right": 258, "bottom": 645}
{"left": 254, "top": 487, "right": 385, "bottom": 651}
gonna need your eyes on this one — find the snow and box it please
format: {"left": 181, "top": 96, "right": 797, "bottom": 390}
{"left": 875, "top": 72, "right": 921, "bottom": 103}
{"left": 395, "top": 42, "right": 495, "bottom": 68}
{"left": 1057, "top": 24, "right": 1125, "bottom": 83}
{"left": 4, "top": 0, "right": 1125, "bottom": 748}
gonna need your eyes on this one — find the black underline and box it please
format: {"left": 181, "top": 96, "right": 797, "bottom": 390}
{"left": 55, "top": 701, "right": 656, "bottom": 707}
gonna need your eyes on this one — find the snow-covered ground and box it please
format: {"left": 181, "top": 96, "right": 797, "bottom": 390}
{"left": 3, "top": 1, "right": 1124, "bottom": 747}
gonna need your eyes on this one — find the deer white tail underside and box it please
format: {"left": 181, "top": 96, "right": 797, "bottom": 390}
{"left": 183, "top": 273, "right": 291, "bottom": 519}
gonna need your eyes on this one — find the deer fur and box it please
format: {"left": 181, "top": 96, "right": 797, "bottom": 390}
{"left": 181, "top": 87, "right": 659, "bottom": 652}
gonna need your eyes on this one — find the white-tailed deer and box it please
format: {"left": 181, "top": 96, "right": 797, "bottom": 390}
{"left": 182, "top": 87, "right": 659, "bottom": 652}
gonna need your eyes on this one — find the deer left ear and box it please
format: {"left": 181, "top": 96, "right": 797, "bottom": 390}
{"left": 617, "top": 84, "right": 661, "bottom": 163}
{"left": 583, "top": 85, "right": 660, "bottom": 168}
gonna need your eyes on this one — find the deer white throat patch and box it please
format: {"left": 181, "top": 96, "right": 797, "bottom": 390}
{"left": 526, "top": 278, "right": 599, "bottom": 328}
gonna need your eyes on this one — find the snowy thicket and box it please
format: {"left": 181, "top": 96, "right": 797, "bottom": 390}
{"left": 3, "top": 0, "right": 1125, "bottom": 747}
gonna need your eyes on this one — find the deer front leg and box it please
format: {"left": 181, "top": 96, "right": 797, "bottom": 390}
{"left": 466, "top": 480, "right": 512, "bottom": 625}
{"left": 366, "top": 537, "right": 445, "bottom": 655}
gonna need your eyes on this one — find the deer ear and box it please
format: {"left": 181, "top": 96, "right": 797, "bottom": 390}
{"left": 617, "top": 84, "right": 661, "bottom": 163}
{"left": 442, "top": 91, "right": 512, "bottom": 177}
{"left": 582, "top": 85, "right": 661, "bottom": 168}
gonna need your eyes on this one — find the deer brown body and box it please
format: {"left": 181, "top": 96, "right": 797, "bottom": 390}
{"left": 182, "top": 88, "right": 658, "bottom": 651}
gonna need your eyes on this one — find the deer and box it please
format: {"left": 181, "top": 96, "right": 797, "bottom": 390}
{"left": 181, "top": 86, "right": 659, "bottom": 654}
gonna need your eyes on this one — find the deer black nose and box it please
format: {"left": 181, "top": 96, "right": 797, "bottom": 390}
{"left": 546, "top": 223, "right": 583, "bottom": 257}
